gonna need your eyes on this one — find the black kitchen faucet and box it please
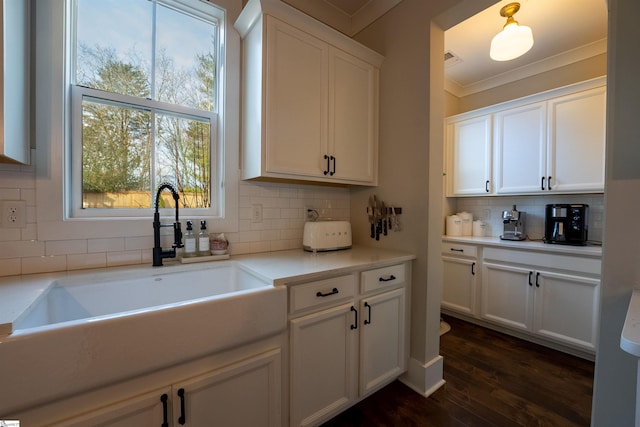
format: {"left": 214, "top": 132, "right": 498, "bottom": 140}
{"left": 152, "top": 183, "right": 183, "bottom": 266}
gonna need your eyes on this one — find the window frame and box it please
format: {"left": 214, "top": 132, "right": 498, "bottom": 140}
{"left": 35, "top": 0, "right": 240, "bottom": 242}
{"left": 70, "top": 86, "right": 219, "bottom": 219}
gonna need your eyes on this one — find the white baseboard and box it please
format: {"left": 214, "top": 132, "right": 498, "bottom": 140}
{"left": 400, "top": 355, "right": 445, "bottom": 397}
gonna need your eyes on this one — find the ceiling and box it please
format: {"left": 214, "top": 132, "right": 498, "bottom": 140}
{"left": 284, "top": 0, "right": 608, "bottom": 98}
{"left": 444, "top": 0, "right": 608, "bottom": 97}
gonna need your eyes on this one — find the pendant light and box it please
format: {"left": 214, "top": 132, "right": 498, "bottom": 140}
{"left": 490, "top": 2, "right": 534, "bottom": 61}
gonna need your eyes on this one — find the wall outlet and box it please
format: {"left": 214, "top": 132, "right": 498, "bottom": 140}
{"left": 252, "top": 204, "right": 263, "bottom": 223}
{"left": 2, "top": 200, "right": 27, "bottom": 228}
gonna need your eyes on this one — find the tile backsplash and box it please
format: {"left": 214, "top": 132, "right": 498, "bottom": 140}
{"left": 0, "top": 155, "right": 350, "bottom": 277}
{"left": 451, "top": 194, "right": 604, "bottom": 243}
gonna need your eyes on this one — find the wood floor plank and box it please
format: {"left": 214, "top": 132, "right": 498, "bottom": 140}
{"left": 322, "top": 315, "right": 594, "bottom": 426}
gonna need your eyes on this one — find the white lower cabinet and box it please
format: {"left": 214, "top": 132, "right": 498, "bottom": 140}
{"left": 290, "top": 302, "right": 358, "bottom": 427}
{"left": 441, "top": 243, "right": 479, "bottom": 315}
{"left": 289, "top": 263, "right": 409, "bottom": 427}
{"left": 481, "top": 249, "right": 600, "bottom": 352}
{"left": 49, "top": 349, "right": 282, "bottom": 427}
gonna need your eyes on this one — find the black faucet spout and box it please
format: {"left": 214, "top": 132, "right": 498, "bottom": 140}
{"left": 152, "top": 183, "right": 183, "bottom": 266}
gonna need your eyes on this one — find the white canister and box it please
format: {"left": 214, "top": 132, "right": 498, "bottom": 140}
{"left": 458, "top": 212, "right": 473, "bottom": 236}
{"left": 446, "top": 215, "right": 463, "bottom": 236}
{"left": 473, "top": 220, "right": 487, "bottom": 237}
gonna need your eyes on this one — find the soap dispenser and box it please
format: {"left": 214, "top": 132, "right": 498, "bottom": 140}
{"left": 198, "top": 220, "right": 210, "bottom": 256}
{"left": 183, "top": 220, "right": 198, "bottom": 257}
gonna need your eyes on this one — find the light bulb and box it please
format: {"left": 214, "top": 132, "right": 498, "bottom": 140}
{"left": 490, "top": 22, "right": 534, "bottom": 61}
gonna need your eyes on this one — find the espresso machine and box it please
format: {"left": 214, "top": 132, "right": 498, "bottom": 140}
{"left": 500, "top": 205, "right": 526, "bottom": 241}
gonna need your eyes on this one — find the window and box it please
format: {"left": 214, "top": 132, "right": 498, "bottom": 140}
{"left": 71, "top": 0, "right": 222, "bottom": 218}
{"left": 34, "top": 0, "right": 239, "bottom": 242}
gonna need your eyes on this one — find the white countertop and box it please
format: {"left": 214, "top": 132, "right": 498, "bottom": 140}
{"left": 0, "top": 246, "right": 415, "bottom": 337}
{"left": 621, "top": 290, "right": 640, "bottom": 357}
{"left": 442, "top": 235, "right": 602, "bottom": 257}
{"left": 235, "top": 246, "right": 416, "bottom": 285}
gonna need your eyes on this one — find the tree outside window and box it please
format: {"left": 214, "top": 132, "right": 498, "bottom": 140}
{"left": 74, "top": 0, "right": 218, "bottom": 211}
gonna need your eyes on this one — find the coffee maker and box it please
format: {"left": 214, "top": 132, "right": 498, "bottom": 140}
{"left": 544, "top": 204, "right": 589, "bottom": 245}
{"left": 500, "top": 205, "right": 526, "bottom": 241}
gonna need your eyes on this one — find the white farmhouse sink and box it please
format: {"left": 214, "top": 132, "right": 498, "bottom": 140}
{"left": 1, "top": 261, "right": 287, "bottom": 415}
{"left": 14, "top": 262, "right": 270, "bottom": 331}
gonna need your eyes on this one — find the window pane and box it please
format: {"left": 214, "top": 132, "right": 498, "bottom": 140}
{"left": 82, "top": 99, "right": 152, "bottom": 209}
{"left": 156, "top": 113, "right": 211, "bottom": 209}
{"left": 76, "top": 0, "right": 152, "bottom": 98}
{"left": 155, "top": 3, "right": 218, "bottom": 112}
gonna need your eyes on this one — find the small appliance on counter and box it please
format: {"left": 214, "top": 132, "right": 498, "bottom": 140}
{"left": 500, "top": 205, "right": 526, "bottom": 241}
{"left": 303, "top": 220, "right": 352, "bottom": 252}
{"left": 544, "top": 204, "right": 589, "bottom": 245}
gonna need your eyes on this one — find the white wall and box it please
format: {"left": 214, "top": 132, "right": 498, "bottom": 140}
{"left": 351, "top": 0, "right": 456, "bottom": 394}
{"left": 0, "top": 160, "right": 350, "bottom": 276}
{"left": 591, "top": 0, "right": 640, "bottom": 424}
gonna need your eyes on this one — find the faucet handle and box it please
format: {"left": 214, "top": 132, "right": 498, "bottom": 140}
{"left": 173, "top": 222, "right": 183, "bottom": 248}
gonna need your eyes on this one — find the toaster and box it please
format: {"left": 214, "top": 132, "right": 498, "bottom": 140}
{"left": 303, "top": 221, "right": 352, "bottom": 252}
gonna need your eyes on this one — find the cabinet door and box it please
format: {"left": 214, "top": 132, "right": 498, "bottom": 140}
{"left": 329, "top": 47, "right": 377, "bottom": 184}
{"left": 173, "top": 349, "right": 281, "bottom": 427}
{"left": 50, "top": 387, "right": 172, "bottom": 427}
{"left": 481, "top": 262, "right": 532, "bottom": 331}
{"left": 446, "top": 115, "right": 492, "bottom": 196}
{"left": 494, "top": 102, "right": 547, "bottom": 194}
{"left": 547, "top": 86, "right": 606, "bottom": 193}
{"left": 441, "top": 256, "right": 477, "bottom": 315}
{"left": 290, "top": 302, "right": 358, "bottom": 427}
{"left": 359, "top": 288, "right": 406, "bottom": 396}
{"left": 533, "top": 271, "right": 600, "bottom": 351}
{"left": 265, "top": 17, "right": 328, "bottom": 178}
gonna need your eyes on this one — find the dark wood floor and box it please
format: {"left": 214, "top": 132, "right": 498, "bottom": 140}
{"left": 322, "top": 315, "right": 594, "bottom": 427}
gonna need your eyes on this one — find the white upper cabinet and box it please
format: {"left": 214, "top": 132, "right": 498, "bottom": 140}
{"left": 235, "top": 0, "right": 383, "bottom": 186}
{"left": 1, "top": 0, "right": 30, "bottom": 165}
{"left": 446, "top": 77, "right": 606, "bottom": 197}
{"left": 264, "top": 18, "right": 328, "bottom": 179}
{"left": 547, "top": 86, "right": 606, "bottom": 193}
{"left": 494, "top": 102, "right": 547, "bottom": 194}
{"left": 445, "top": 114, "right": 492, "bottom": 196}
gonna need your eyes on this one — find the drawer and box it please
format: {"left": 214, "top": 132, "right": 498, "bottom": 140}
{"left": 483, "top": 247, "right": 601, "bottom": 276}
{"left": 361, "top": 264, "right": 406, "bottom": 293}
{"left": 289, "top": 274, "right": 356, "bottom": 314}
{"left": 441, "top": 242, "right": 478, "bottom": 258}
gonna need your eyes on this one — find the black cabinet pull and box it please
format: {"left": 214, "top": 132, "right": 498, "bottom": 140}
{"left": 485, "top": 180, "right": 490, "bottom": 193}
{"left": 379, "top": 275, "right": 396, "bottom": 282}
{"left": 541, "top": 176, "right": 545, "bottom": 191}
{"left": 528, "top": 271, "right": 533, "bottom": 286}
{"left": 471, "top": 262, "right": 476, "bottom": 276}
{"left": 547, "top": 176, "right": 552, "bottom": 191}
{"left": 450, "top": 248, "right": 464, "bottom": 252}
{"left": 316, "top": 288, "right": 339, "bottom": 297}
{"left": 535, "top": 272, "right": 540, "bottom": 288}
{"left": 177, "top": 388, "right": 186, "bottom": 425}
{"left": 330, "top": 155, "right": 336, "bottom": 176}
{"left": 161, "top": 394, "right": 169, "bottom": 427}
{"left": 323, "top": 154, "right": 330, "bottom": 175}
{"left": 350, "top": 306, "right": 358, "bottom": 330}
{"left": 364, "top": 302, "right": 372, "bottom": 325}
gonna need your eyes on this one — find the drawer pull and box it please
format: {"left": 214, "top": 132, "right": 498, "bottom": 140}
{"left": 536, "top": 272, "right": 540, "bottom": 288}
{"left": 450, "top": 248, "right": 464, "bottom": 252}
{"left": 177, "top": 388, "right": 186, "bottom": 425}
{"left": 316, "top": 287, "right": 339, "bottom": 297}
{"left": 379, "top": 275, "right": 397, "bottom": 282}
{"left": 161, "top": 394, "right": 169, "bottom": 427}
{"left": 528, "top": 271, "right": 533, "bottom": 287}
{"left": 471, "top": 262, "right": 476, "bottom": 275}
{"left": 351, "top": 306, "right": 358, "bottom": 330}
